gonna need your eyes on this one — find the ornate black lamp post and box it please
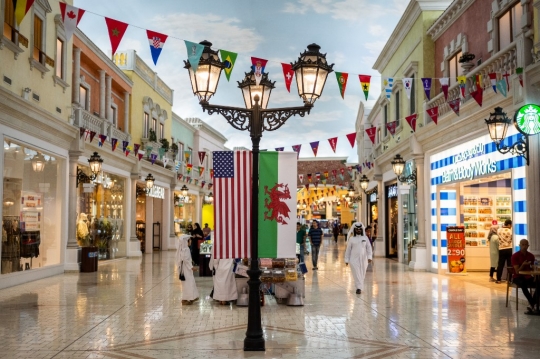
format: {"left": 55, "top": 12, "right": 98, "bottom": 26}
{"left": 76, "top": 152, "right": 103, "bottom": 187}
{"left": 185, "top": 41, "right": 333, "bottom": 351}
{"left": 359, "top": 174, "right": 370, "bottom": 193}
{"left": 145, "top": 173, "right": 155, "bottom": 193}
{"left": 391, "top": 154, "right": 417, "bottom": 186}
{"left": 484, "top": 106, "right": 529, "bottom": 165}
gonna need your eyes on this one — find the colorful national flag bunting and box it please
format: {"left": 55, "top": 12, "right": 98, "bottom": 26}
{"left": 516, "top": 67, "right": 524, "bottom": 87}
{"left": 122, "top": 140, "right": 129, "bottom": 152}
{"left": 105, "top": 17, "right": 129, "bottom": 55}
{"left": 186, "top": 163, "right": 193, "bottom": 174}
{"left": 59, "top": 3, "right": 85, "bottom": 42}
{"left": 89, "top": 131, "right": 97, "bottom": 143}
{"left": 421, "top": 78, "right": 432, "bottom": 100}
{"left": 402, "top": 78, "right": 412, "bottom": 99}
{"left": 457, "top": 76, "right": 467, "bottom": 98}
{"left": 146, "top": 30, "right": 167, "bottom": 65}
{"left": 426, "top": 106, "right": 439, "bottom": 124}
{"left": 346, "top": 133, "right": 356, "bottom": 148}
{"left": 292, "top": 144, "right": 301, "bottom": 158}
{"left": 488, "top": 73, "right": 497, "bottom": 93}
{"left": 335, "top": 72, "right": 348, "bottom": 99}
{"left": 275, "top": 147, "right": 284, "bottom": 151}
{"left": 14, "top": 0, "right": 35, "bottom": 26}
{"left": 79, "top": 127, "right": 86, "bottom": 139}
{"left": 328, "top": 137, "right": 338, "bottom": 153}
{"left": 440, "top": 78, "right": 449, "bottom": 100}
{"left": 310, "top": 141, "right": 319, "bottom": 157}
{"left": 359, "top": 75, "right": 371, "bottom": 101}
{"left": 185, "top": 40, "right": 205, "bottom": 72}
{"left": 220, "top": 49, "right": 238, "bottom": 81}
{"left": 281, "top": 63, "right": 294, "bottom": 92}
{"left": 405, "top": 114, "right": 417, "bottom": 132}
{"left": 497, "top": 79, "right": 508, "bottom": 97}
{"left": 365, "top": 127, "right": 377, "bottom": 144}
{"left": 198, "top": 151, "right": 206, "bottom": 165}
{"left": 448, "top": 98, "right": 461, "bottom": 116}
{"left": 111, "top": 138, "right": 118, "bottom": 151}
{"left": 386, "top": 121, "right": 397, "bottom": 136}
{"left": 384, "top": 77, "right": 394, "bottom": 99}
{"left": 251, "top": 57, "right": 268, "bottom": 86}
{"left": 98, "top": 134, "right": 107, "bottom": 147}
{"left": 299, "top": 174, "right": 304, "bottom": 183}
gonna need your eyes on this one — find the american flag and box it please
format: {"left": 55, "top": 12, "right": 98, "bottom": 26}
{"left": 213, "top": 151, "right": 252, "bottom": 259}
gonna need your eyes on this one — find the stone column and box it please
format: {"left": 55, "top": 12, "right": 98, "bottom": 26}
{"left": 409, "top": 155, "right": 428, "bottom": 271}
{"left": 145, "top": 194, "right": 153, "bottom": 254}
{"left": 72, "top": 48, "right": 81, "bottom": 106}
{"left": 170, "top": 184, "right": 177, "bottom": 249}
{"left": 99, "top": 70, "right": 106, "bottom": 119}
{"left": 162, "top": 187, "right": 171, "bottom": 251}
{"left": 105, "top": 75, "right": 112, "bottom": 122}
{"left": 127, "top": 174, "right": 142, "bottom": 257}
{"left": 65, "top": 150, "right": 83, "bottom": 271}
{"left": 373, "top": 173, "right": 383, "bottom": 257}
{"left": 123, "top": 91, "right": 130, "bottom": 133}
{"left": 527, "top": 133, "right": 540, "bottom": 256}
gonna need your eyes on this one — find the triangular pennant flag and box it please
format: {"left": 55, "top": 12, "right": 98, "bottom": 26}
{"left": 457, "top": 76, "right": 467, "bottom": 98}
{"left": 281, "top": 63, "right": 294, "bottom": 92}
{"left": 150, "top": 153, "right": 158, "bottom": 165}
{"left": 111, "top": 138, "right": 118, "bottom": 151}
{"left": 402, "top": 78, "right": 412, "bottom": 99}
{"left": 198, "top": 151, "right": 206, "bottom": 165}
{"left": 292, "top": 144, "right": 301, "bottom": 158}
{"left": 346, "top": 133, "right": 356, "bottom": 148}
{"left": 315, "top": 172, "right": 321, "bottom": 181}
{"left": 516, "top": 67, "right": 524, "bottom": 87}
{"left": 448, "top": 98, "right": 461, "bottom": 116}
{"left": 251, "top": 57, "right": 268, "bottom": 86}
{"left": 185, "top": 40, "right": 205, "bottom": 72}
{"left": 186, "top": 163, "right": 193, "bottom": 174}
{"left": 335, "top": 72, "right": 348, "bottom": 99}
{"left": 220, "top": 49, "right": 238, "bottom": 81}
{"left": 307, "top": 174, "right": 312, "bottom": 183}
{"left": 89, "top": 131, "right": 97, "bottom": 143}
{"left": 475, "top": 74, "right": 483, "bottom": 90}
{"left": 125, "top": 146, "right": 132, "bottom": 157}
{"left": 421, "top": 78, "right": 432, "bottom": 100}
{"left": 497, "top": 79, "right": 508, "bottom": 97}
{"left": 177, "top": 174, "right": 183, "bottom": 181}
{"left": 439, "top": 78, "right": 449, "bottom": 100}
{"left": 146, "top": 30, "right": 168, "bottom": 66}
{"left": 386, "top": 121, "right": 397, "bottom": 136}
{"left": 134, "top": 144, "right": 141, "bottom": 156}
{"left": 198, "top": 166, "right": 204, "bottom": 177}
{"left": 158, "top": 147, "right": 165, "bottom": 159}
{"left": 305, "top": 183, "right": 309, "bottom": 191}
{"left": 384, "top": 77, "right": 394, "bottom": 99}
{"left": 471, "top": 88, "right": 483, "bottom": 107}
{"left": 488, "top": 73, "right": 497, "bottom": 93}
{"left": 328, "top": 137, "right": 338, "bottom": 153}
{"left": 14, "top": 0, "right": 35, "bottom": 26}
{"left": 174, "top": 160, "right": 181, "bottom": 172}
{"left": 145, "top": 146, "right": 152, "bottom": 157}
{"left": 184, "top": 151, "right": 191, "bottom": 163}
{"left": 79, "top": 127, "right": 86, "bottom": 139}
{"left": 365, "top": 127, "right": 377, "bottom": 144}
{"left": 359, "top": 75, "right": 371, "bottom": 101}
{"left": 405, "top": 114, "right": 417, "bottom": 132}
{"left": 502, "top": 72, "right": 510, "bottom": 90}
{"left": 275, "top": 147, "right": 284, "bottom": 151}
{"left": 310, "top": 141, "right": 319, "bottom": 157}
{"left": 332, "top": 170, "right": 337, "bottom": 178}
{"left": 201, "top": 180, "right": 206, "bottom": 188}
{"left": 321, "top": 179, "right": 327, "bottom": 185}
{"left": 299, "top": 174, "right": 304, "bottom": 183}
{"left": 122, "top": 140, "right": 128, "bottom": 152}
{"left": 105, "top": 17, "right": 129, "bottom": 56}
{"left": 98, "top": 134, "right": 107, "bottom": 147}
{"left": 426, "top": 106, "right": 439, "bottom": 124}
{"left": 163, "top": 157, "right": 169, "bottom": 168}
{"left": 324, "top": 171, "right": 329, "bottom": 179}
{"left": 137, "top": 150, "right": 144, "bottom": 161}
{"left": 59, "top": 3, "right": 85, "bottom": 42}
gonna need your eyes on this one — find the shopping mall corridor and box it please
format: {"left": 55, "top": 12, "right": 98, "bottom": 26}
{"left": 0, "top": 236, "right": 539, "bottom": 358}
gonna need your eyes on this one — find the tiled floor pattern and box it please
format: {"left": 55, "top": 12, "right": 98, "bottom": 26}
{"left": 0, "top": 236, "right": 539, "bottom": 358}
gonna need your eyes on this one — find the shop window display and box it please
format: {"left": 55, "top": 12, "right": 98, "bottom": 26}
{"left": 174, "top": 192, "right": 195, "bottom": 234}
{"left": 77, "top": 170, "right": 125, "bottom": 260}
{"left": 2, "top": 140, "right": 63, "bottom": 274}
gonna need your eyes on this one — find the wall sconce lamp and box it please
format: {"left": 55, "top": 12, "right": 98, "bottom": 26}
{"left": 359, "top": 174, "right": 370, "bottom": 193}
{"left": 31, "top": 153, "right": 46, "bottom": 172}
{"left": 181, "top": 184, "right": 189, "bottom": 196}
{"left": 76, "top": 152, "right": 103, "bottom": 187}
{"left": 391, "top": 154, "right": 417, "bottom": 186}
{"left": 145, "top": 173, "right": 155, "bottom": 192}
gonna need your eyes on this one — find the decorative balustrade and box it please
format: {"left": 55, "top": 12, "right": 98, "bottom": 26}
{"left": 74, "top": 108, "right": 131, "bottom": 145}
{"left": 426, "top": 42, "right": 517, "bottom": 119}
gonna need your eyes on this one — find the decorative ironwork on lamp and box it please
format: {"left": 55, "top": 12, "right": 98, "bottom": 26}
{"left": 359, "top": 174, "right": 370, "bottom": 193}
{"left": 145, "top": 173, "right": 155, "bottom": 193}
{"left": 391, "top": 154, "right": 417, "bottom": 186}
{"left": 76, "top": 152, "right": 103, "bottom": 187}
{"left": 32, "top": 153, "right": 46, "bottom": 172}
{"left": 485, "top": 106, "right": 529, "bottom": 166}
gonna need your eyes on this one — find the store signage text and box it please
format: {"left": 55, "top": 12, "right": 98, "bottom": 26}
{"left": 387, "top": 185, "right": 398, "bottom": 199}
{"left": 370, "top": 193, "right": 377, "bottom": 203}
{"left": 454, "top": 142, "right": 485, "bottom": 164}
{"left": 147, "top": 185, "right": 165, "bottom": 199}
{"left": 442, "top": 158, "right": 497, "bottom": 183}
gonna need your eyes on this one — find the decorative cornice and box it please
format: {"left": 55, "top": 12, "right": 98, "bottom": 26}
{"left": 427, "top": 0, "right": 475, "bottom": 41}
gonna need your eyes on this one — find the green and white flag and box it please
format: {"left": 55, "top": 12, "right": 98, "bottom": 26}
{"left": 258, "top": 151, "right": 297, "bottom": 258}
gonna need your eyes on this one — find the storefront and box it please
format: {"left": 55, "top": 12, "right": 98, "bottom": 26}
{"left": 173, "top": 190, "right": 196, "bottom": 235}
{"left": 1, "top": 136, "right": 67, "bottom": 286}
{"left": 144, "top": 184, "right": 165, "bottom": 252}
{"left": 385, "top": 183, "right": 398, "bottom": 259}
{"left": 76, "top": 167, "right": 126, "bottom": 260}
{"left": 429, "top": 132, "right": 527, "bottom": 273}
{"left": 366, "top": 189, "right": 379, "bottom": 237}
{"left": 400, "top": 160, "right": 418, "bottom": 264}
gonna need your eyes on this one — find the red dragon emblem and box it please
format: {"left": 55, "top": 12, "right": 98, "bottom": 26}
{"left": 263, "top": 183, "right": 291, "bottom": 225}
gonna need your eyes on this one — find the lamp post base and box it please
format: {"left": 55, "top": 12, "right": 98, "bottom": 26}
{"left": 244, "top": 338, "right": 265, "bottom": 351}
{"left": 243, "top": 267, "right": 265, "bottom": 351}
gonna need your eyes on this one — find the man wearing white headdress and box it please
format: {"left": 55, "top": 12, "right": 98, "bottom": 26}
{"left": 176, "top": 236, "right": 199, "bottom": 304}
{"left": 345, "top": 222, "right": 373, "bottom": 294}
{"left": 209, "top": 255, "right": 238, "bottom": 305}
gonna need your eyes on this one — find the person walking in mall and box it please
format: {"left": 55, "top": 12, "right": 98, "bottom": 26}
{"left": 190, "top": 223, "right": 204, "bottom": 266}
{"left": 487, "top": 225, "right": 499, "bottom": 282}
{"left": 511, "top": 239, "right": 539, "bottom": 313}
{"left": 307, "top": 220, "right": 323, "bottom": 270}
{"left": 345, "top": 222, "right": 373, "bottom": 294}
{"left": 332, "top": 221, "right": 340, "bottom": 243}
{"left": 176, "top": 236, "right": 199, "bottom": 305}
{"left": 209, "top": 256, "right": 237, "bottom": 305}
{"left": 496, "top": 219, "right": 513, "bottom": 283}
{"left": 296, "top": 222, "right": 306, "bottom": 263}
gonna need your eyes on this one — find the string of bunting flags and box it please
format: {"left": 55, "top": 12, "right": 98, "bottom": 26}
{"left": 51, "top": 3, "right": 521, "bottom": 102}
{"left": 269, "top": 132, "right": 357, "bottom": 158}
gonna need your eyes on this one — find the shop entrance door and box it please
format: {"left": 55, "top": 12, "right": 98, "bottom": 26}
{"left": 386, "top": 184, "right": 398, "bottom": 259}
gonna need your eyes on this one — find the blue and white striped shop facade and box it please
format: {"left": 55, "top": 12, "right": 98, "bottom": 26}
{"left": 428, "top": 130, "right": 527, "bottom": 272}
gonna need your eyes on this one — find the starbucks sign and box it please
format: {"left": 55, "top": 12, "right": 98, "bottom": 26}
{"left": 514, "top": 104, "right": 540, "bottom": 135}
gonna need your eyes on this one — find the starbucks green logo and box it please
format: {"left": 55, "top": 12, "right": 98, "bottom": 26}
{"left": 514, "top": 104, "right": 540, "bottom": 135}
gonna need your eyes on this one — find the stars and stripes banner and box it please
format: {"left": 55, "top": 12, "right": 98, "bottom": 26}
{"left": 212, "top": 151, "right": 252, "bottom": 259}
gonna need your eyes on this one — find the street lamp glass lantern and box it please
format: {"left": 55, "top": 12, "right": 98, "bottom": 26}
{"left": 32, "top": 153, "right": 46, "bottom": 172}
{"left": 348, "top": 185, "right": 355, "bottom": 197}
{"left": 485, "top": 107, "right": 511, "bottom": 144}
{"left": 184, "top": 40, "right": 225, "bottom": 103}
{"left": 359, "top": 174, "right": 369, "bottom": 191}
{"left": 181, "top": 185, "right": 189, "bottom": 196}
{"left": 145, "top": 173, "right": 155, "bottom": 189}
{"left": 391, "top": 154, "right": 406, "bottom": 177}
{"left": 88, "top": 152, "right": 103, "bottom": 175}
{"left": 207, "top": 192, "right": 214, "bottom": 203}
{"left": 238, "top": 70, "right": 275, "bottom": 109}
{"left": 291, "top": 44, "right": 334, "bottom": 105}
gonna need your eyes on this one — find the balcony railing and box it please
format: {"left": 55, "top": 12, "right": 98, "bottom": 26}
{"left": 426, "top": 42, "right": 517, "bottom": 120}
{"left": 74, "top": 108, "right": 131, "bottom": 144}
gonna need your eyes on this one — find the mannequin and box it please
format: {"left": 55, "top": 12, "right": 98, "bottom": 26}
{"left": 77, "top": 213, "right": 90, "bottom": 246}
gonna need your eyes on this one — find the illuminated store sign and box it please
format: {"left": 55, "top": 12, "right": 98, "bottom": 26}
{"left": 370, "top": 193, "right": 377, "bottom": 203}
{"left": 453, "top": 142, "right": 485, "bottom": 164}
{"left": 387, "top": 185, "right": 398, "bottom": 198}
{"left": 147, "top": 185, "right": 165, "bottom": 199}
{"left": 442, "top": 140, "right": 497, "bottom": 183}
{"left": 514, "top": 104, "right": 540, "bottom": 135}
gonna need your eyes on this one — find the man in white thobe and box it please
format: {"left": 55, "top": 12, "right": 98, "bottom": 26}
{"left": 209, "top": 256, "right": 238, "bottom": 304}
{"left": 345, "top": 222, "right": 373, "bottom": 294}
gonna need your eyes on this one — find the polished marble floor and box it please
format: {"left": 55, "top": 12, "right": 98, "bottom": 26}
{"left": 1, "top": 237, "right": 539, "bottom": 359}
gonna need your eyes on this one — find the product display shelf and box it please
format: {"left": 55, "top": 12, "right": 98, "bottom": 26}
{"left": 462, "top": 195, "right": 511, "bottom": 247}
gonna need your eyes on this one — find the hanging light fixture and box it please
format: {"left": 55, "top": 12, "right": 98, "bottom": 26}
{"left": 31, "top": 152, "right": 46, "bottom": 172}
{"left": 207, "top": 192, "right": 213, "bottom": 203}
{"left": 291, "top": 43, "right": 334, "bottom": 105}
{"left": 485, "top": 106, "right": 529, "bottom": 165}
{"left": 348, "top": 185, "right": 355, "bottom": 197}
{"left": 181, "top": 184, "right": 189, "bottom": 196}
{"left": 391, "top": 154, "right": 406, "bottom": 177}
{"left": 88, "top": 152, "right": 103, "bottom": 175}
{"left": 145, "top": 173, "right": 155, "bottom": 189}
{"left": 76, "top": 152, "right": 104, "bottom": 187}
{"left": 238, "top": 70, "right": 276, "bottom": 109}
{"left": 359, "top": 174, "right": 370, "bottom": 192}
